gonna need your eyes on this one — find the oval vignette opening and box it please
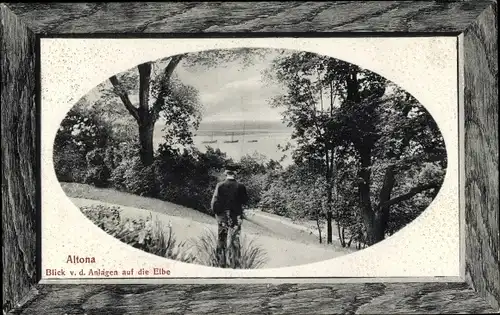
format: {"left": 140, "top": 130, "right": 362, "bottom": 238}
{"left": 52, "top": 47, "right": 448, "bottom": 270}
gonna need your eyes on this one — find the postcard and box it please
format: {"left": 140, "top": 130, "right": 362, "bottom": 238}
{"left": 40, "top": 37, "right": 459, "bottom": 282}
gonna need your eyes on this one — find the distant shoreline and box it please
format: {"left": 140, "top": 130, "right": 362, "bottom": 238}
{"left": 152, "top": 119, "right": 294, "bottom": 164}
{"left": 156, "top": 119, "right": 292, "bottom": 133}
{"left": 195, "top": 129, "right": 291, "bottom": 136}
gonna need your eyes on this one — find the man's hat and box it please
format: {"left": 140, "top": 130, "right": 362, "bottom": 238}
{"left": 224, "top": 169, "right": 236, "bottom": 176}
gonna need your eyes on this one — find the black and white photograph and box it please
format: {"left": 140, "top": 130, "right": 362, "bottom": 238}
{"left": 52, "top": 45, "right": 448, "bottom": 270}
{"left": 3, "top": 2, "right": 498, "bottom": 314}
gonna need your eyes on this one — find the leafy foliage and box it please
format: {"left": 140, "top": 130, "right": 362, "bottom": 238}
{"left": 57, "top": 47, "right": 447, "bottom": 250}
{"left": 53, "top": 142, "right": 87, "bottom": 183}
{"left": 234, "top": 152, "right": 268, "bottom": 208}
{"left": 54, "top": 101, "right": 113, "bottom": 153}
{"left": 53, "top": 101, "right": 113, "bottom": 183}
{"left": 259, "top": 164, "right": 328, "bottom": 242}
{"left": 110, "top": 156, "right": 158, "bottom": 197}
{"left": 80, "top": 204, "right": 195, "bottom": 263}
{"left": 189, "top": 229, "right": 268, "bottom": 269}
{"left": 154, "top": 76, "right": 203, "bottom": 148}
{"left": 154, "top": 146, "right": 233, "bottom": 214}
{"left": 84, "top": 148, "right": 112, "bottom": 188}
{"left": 265, "top": 51, "right": 447, "bottom": 245}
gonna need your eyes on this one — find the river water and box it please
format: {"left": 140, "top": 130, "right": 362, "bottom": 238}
{"left": 154, "top": 125, "right": 295, "bottom": 166}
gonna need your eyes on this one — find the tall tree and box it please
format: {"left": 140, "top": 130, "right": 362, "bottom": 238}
{"left": 268, "top": 52, "right": 447, "bottom": 246}
{"left": 105, "top": 48, "right": 278, "bottom": 166}
{"left": 259, "top": 162, "right": 327, "bottom": 244}
{"left": 333, "top": 66, "right": 447, "bottom": 246}
{"left": 108, "top": 55, "right": 186, "bottom": 165}
{"left": 267, "top": 52, "right": 344, "bottom": 244}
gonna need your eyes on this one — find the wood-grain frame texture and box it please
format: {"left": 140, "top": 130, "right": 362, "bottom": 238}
{"left": 1, "top": 2, "right": 498, "bottom": 314}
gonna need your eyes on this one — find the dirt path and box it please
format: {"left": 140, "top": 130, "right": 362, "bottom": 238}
{"left": 62, "top": 183, "right": 347, "bottom": 247}
{"left": 71, "top": 197, "right": 354, "bottom": 268}
{"left": 246, "top": 210, "right": 340, "bottom": 243}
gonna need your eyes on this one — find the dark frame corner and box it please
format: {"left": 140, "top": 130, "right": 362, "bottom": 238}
{"left": 1, "top": 2, "right": 498, "bottom": 314}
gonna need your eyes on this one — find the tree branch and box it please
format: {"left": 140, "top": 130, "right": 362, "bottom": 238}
{"left": 392, "top": 153, "right": 447, "bottom": 171}
{"left": 163, "top": 54, "right": 185, "bottom": 80}
{"left": 378, "top": 165, "right": 396, "bottom": 204}
{"left": 109, "top": 75, "right": 139, "bottom": 122}
{"left": 138, "top": 62, "right": 152, "bottom": 117}
{"left": 305, "top": 85, "right": 323, "bottom": 135}
{"left": 151, "top": 54, "right": 186, "bottom": 121}
{"left": 381, "top": 181, "right": 441, "bottom": 208}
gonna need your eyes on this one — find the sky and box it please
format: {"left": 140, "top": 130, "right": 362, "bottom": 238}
{"left": 83, "top": 49, "right": 288, "bottom": 127}
{"left": 174, "top": 51, "right": 285, "bottom": 123}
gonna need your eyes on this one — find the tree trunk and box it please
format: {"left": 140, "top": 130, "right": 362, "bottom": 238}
{"left": 316, "top": 214, "right": 323, "bottom": 244}
{"left": 137, "top": 62, "right": 154, "bottom": 166}
{"left": 330, "top": 146, "right": 338, "bottom": 245}
{"left": 363, "top": 213, "right": 375, "bottom": 246}
{"left": 318, "top": 70, "right": 323, "bottom": 112}
{"left": 138, "top": 122, "right": 154, "bottom": 166}
{"left": 363, "top": 210, "right": 389, "bottom": 246}
{"left": 368, "top": 165, "right": 396, "bottom": 245}
{"left": 330, "top": 80, "right": 334, "bottom": 116}
{"left": 346, "top": 66, "right": 381, "bottom": 245}
{"left": 341, "top": 226, "right": 346, "bottom": 246}
{"left": 109, "top": 56, "right": 183, "bottom": 167}
{"left": 326, "top": 186, "right": 333, "bottom": 244}
{"left": 367, "top": 211, "right": 387, "bottom": 245}
{"left": 364, "top": 206, "right": 392, "bottom": 246}
{"left": 358, "top": 148, "right": 377, "bottom": 246}
{"left": 324, "top": 143, "right": 334, "bottom": 244}
{"left": 337, "top": 218, "right": 345, "bottom": 247}
{"left": 347, "top": 233, "right": 354, "bottom": 248}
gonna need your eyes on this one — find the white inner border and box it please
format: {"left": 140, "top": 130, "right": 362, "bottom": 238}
{"left": 40, "top": 37, "right": 459, "bottom": 281}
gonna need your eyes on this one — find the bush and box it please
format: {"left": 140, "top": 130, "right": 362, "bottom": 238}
{"left": 106, "top": 144, "right": 271, "bottom": 215}
{"left": 240, "top": 173, "right": 266, "bottom": 208}
{"left": 107, "top": 141, "right": 141, "bottom": 169}
{"left": 84, "top": 148, "right": 111, "bottom": 188}
{"left": 54, "top": 106, "right": 112, "bottom": 154}
{"left": 53, "top": 143, "right": 87, "bottom": 183}
{"left": 189, "top": 229, "right": 268, "bottom": 269}
{"left": 155, "top": 147, "right": 219, "bottom": 214}
{"left": 259, "top": 165, "right": 329, "bottom": 243}
{"left": 259, "top": 181, "right": 289, "bottom": 216}
{"left": 109, "top": 156, "right": 131, "bottom": 191}
{"left": 110, "top": 156, "right": 158, "bottom": 197}
{"left": 54, "top": 105, "right": 113, "bottom": 184}
{"left": 80, "top": 204, "right": 194, "bottom": 263}
{"left": 154, "top": 147, "right": 271, "bottom": 214}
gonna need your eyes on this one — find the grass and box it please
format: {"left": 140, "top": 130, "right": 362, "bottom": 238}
{"left": 63, "top": 182, "right": 214, "bottom": 224}
{"left": 189, "top": 229, "right": 268, "bottom": 269}
{"left": 80, "top": 204, "right": 195, "bottom": 263}
{"left": 61, "top": 182, "right": 290, "bottom": 241}
{"left": 80, "top": 203, "right": 268, "bottom": 269}
{"left": 65, "top": 182, "right": 356, "bottom": 269}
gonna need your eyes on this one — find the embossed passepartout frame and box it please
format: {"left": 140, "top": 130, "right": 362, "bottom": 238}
{"left": 1, "top": 2, "right": 498, "bottom": 314}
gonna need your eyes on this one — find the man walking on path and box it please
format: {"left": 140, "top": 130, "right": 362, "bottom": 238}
{"left": 211, "top": 169, "right": 249, "bottom": 268}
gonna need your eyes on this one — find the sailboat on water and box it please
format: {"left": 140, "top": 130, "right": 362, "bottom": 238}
{"left": 202, "top": 132, "right": 217, "bottom": 144}
{"left": 247, "top": 120, "right": 259, "bottom": 143}
{"left": 224, "top": 132, "right": 239, "bottom": 144}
